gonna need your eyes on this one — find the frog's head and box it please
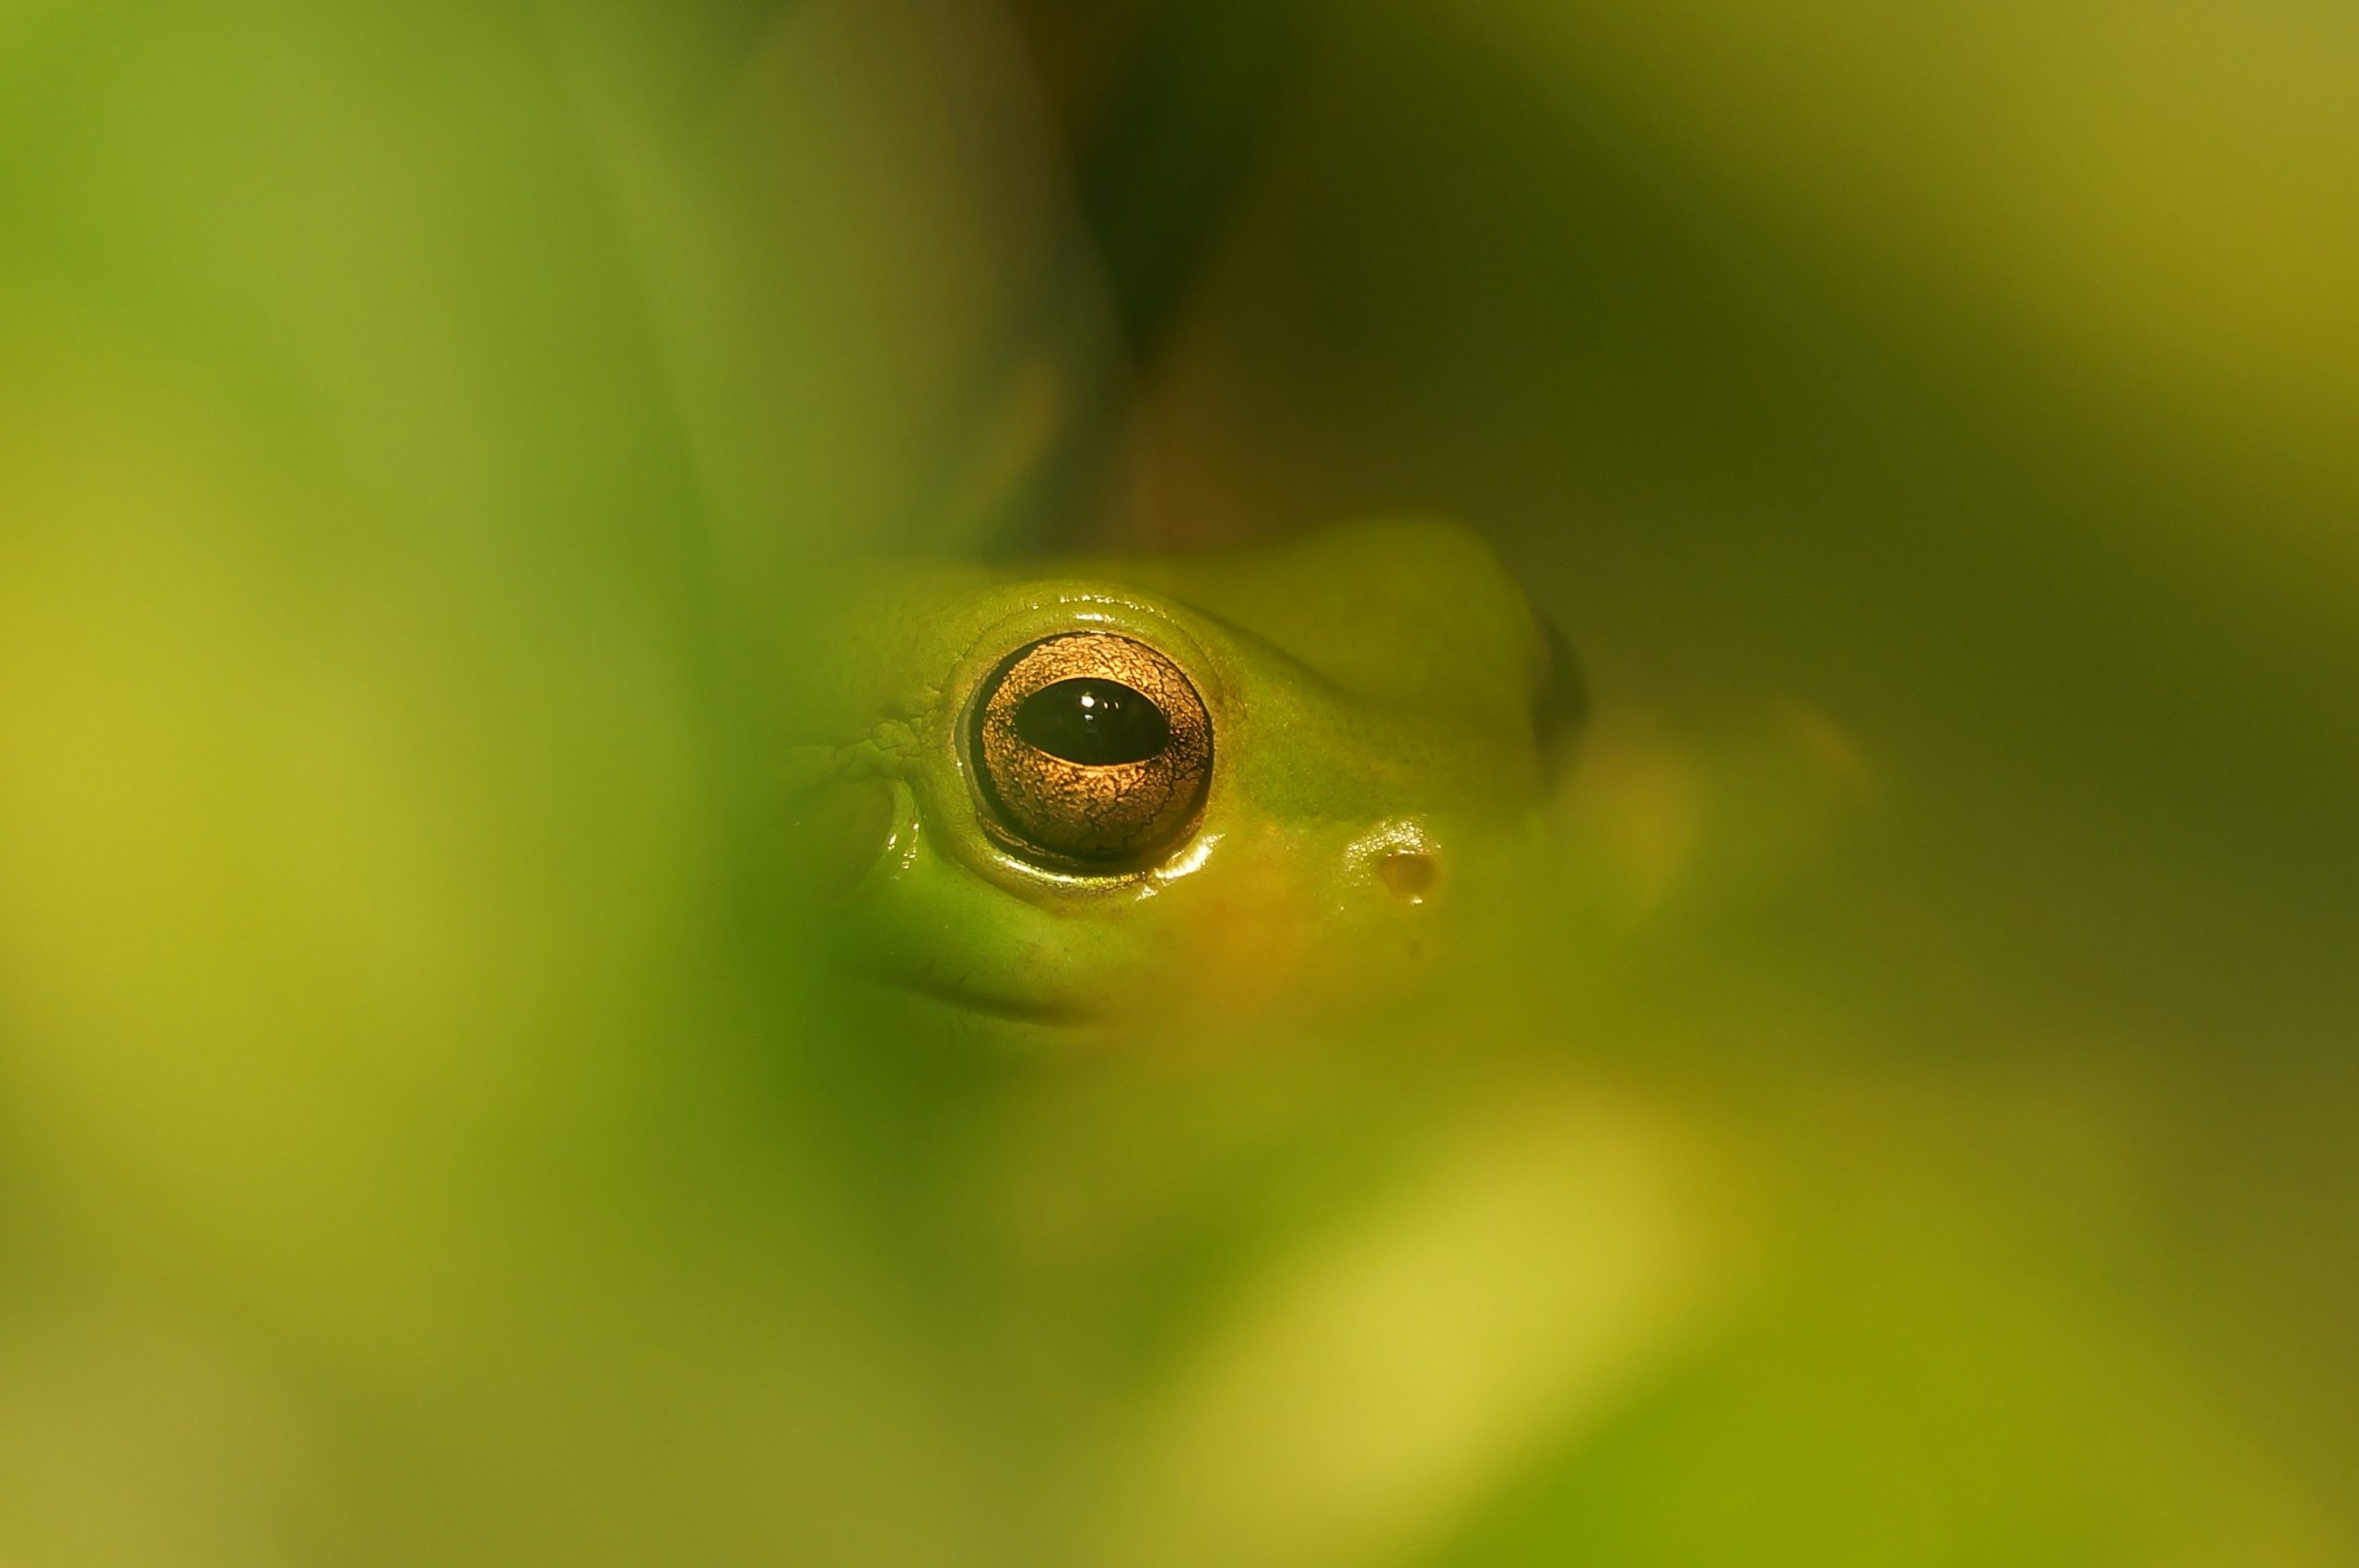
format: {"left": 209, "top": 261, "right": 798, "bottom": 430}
{"left": 780, "top": 519, "right": 1580, "bottom": 1040}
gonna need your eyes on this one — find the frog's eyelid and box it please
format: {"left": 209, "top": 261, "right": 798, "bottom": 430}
{"left": 1532, "top": 613, "right": 1590, "bottom": 789}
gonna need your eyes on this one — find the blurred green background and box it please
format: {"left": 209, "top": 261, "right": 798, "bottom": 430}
{"left": 1, "top": 0, "right": 2353, "bottom": 1562}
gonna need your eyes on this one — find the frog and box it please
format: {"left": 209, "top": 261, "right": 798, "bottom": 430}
{"left": 777, "top": 518, "right": 1583, "bottom": 1039}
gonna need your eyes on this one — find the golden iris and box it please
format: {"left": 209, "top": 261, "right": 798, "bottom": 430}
{"left": 968, "top": 632, "right": 1212, "bottom": 867}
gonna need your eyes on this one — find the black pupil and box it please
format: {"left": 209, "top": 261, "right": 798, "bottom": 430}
{"left": 1013, "top": 678, "right": 1170, "bottom": 766}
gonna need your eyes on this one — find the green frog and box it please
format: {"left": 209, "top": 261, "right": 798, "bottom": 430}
{"left": 771, "top": 520, "right": 2261, "bottom": 1567}
{"left": 779, "top": 518, "right": 1581, "bottom": 1039}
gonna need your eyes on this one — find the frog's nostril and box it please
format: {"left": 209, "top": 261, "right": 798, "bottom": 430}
{"left": 1376, "top": 848, "right": 1438, "bottom": 904}
{"left": 1350, "top": 820, "right": 1442, "bottom": 906}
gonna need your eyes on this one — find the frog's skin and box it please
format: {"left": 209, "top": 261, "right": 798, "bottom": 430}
{"left": 780, "top": 519, "right": 1576, "bottom": 1036}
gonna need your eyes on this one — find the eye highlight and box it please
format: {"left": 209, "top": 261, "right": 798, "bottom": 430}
{"left": 968, "top": 633, "right": 1212, "bottom": 869}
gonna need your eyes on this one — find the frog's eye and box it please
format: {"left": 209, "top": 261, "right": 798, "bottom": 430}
{"left": 968, "top": 632, "right": 1213, "bottom": 869}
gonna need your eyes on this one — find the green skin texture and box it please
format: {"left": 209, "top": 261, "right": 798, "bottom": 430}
{"left": 781, "top": 519, "right": 1560, "bottom": 1035}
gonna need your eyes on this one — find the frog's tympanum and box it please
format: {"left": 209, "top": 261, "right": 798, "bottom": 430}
{"left": 780, "top": 519, "right": 1579, "bottom": 1036}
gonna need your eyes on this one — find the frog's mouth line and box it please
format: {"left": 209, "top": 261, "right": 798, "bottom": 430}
{"left": 889, "top": 974, "right": 1099, "bottom": 1029}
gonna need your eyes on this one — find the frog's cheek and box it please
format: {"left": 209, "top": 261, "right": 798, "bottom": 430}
{"left": 1161, "top": 812, "right": 1544, "bottom": 1022}
{"left": 826, "top": 822, "right": 1167, "bottom": 1029}
{"left": 810, "top": 797, "right": 1533, "bottom": 1034}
